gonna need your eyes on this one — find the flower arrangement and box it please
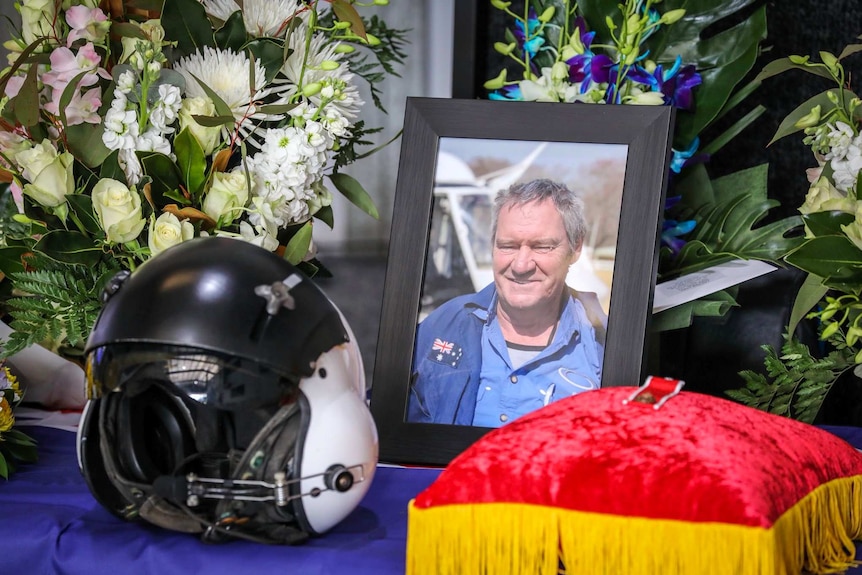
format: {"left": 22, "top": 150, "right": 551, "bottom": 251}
{"left": 0, "top": 0, "right": 406, "bottom": 363}
{"left": 0, "top": 361, "right": 37, "bottom": 478}
{"left": 484, "top": 0, "right": 803, "bottom": 329}
{"left": 728, "top": 36, "right": 862, "bottom": 423}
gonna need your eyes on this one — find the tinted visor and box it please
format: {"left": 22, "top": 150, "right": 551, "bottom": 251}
{"left": 86, "top": 343, "right": 301, "bottom": 410}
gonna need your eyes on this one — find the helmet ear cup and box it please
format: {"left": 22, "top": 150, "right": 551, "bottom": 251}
{"left": 77, "top": 399, "right": 131, "bottom": 518}
{"left": 113, "top": 385, "right": 197, "bottom": 484}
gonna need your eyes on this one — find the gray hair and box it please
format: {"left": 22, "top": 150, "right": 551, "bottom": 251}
{"left": 491, "top": 179, "right": 587, "bottom": 251}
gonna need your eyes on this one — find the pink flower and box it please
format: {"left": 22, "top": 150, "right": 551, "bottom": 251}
{"left": 9, "top": 180, "right": 25, "bottom": 214}
{"left": 66, "top": 6, "right": 110, "bottom": 47}
{"left": 62, "top": 87, "right": 102, "bottom": 125}
{"left": 5, "top": 76, "right": 24, "bottom": 99}
{"left": 42, "top": 43, "right": 109, "bottom": 91}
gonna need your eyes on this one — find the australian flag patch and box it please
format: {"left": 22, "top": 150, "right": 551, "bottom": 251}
{"left": 428, "top": 338, "right": 463, "bottom": 368}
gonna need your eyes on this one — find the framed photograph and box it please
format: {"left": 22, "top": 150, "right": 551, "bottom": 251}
{"left": 370, "top": 97, "right": 675, "bottom": 466}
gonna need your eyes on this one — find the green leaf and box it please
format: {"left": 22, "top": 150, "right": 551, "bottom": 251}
{"left": 788, "top": 273, "right": 829, "bottom": 336}
{"left": 802, "top": 211, "right": 855, "bottom": 237}
{"left": 651, "top": 290, "right": 737, "bottom": 331}
{"left": 784, "top": 236, "right": 862, "bottom": 292}
{"left": 245, "top": 38, "right": 286, "bottom": 84}
{"left": 839, "top": 43, "right": 862, "bottom": 61}
{"left": 0, "top": 240, "right": 29, "bottom": 268}
{"left": 174, "top": 128, "right": 207, "bottom": 198}
{"left": 328, "top": 172, "right": 378, "bottom": 219}
{"left": 188, "top": 73, "right": 234, "bottom": 119}
{"left": 138, "top": 152, "right": 184, "bottom": 208}
{"left": 754, "top": 57, "right": 834, "bottom": 83}
{"left": 110, "top": 22, "right": 148, "bottom": 40}
{"left": 32, "top": 231, "right": 103, "bottom": 266}
{"left": 0, "top": 451, "right": 7, "bottom": 479}
{"left": 768, "top": 89, "right": 856, "bottom": 146}
{"left": 214, "top": 11, "right": 248, "bottom": 51}
{"left": 65, "top": 123, "right": 112, "bottom": 169}
{"left": 4, "top": 429, "right": 37, "bottom": 447}
{"left": 66, "top": 194, "right": 102, "bottom": 235}
{"left": 257, "top": 103, "right": 299, "bottom": 115}
{"left": 314, "top": 204, "right": 334, "bottom": 228}
{"left": 331, "top": 0, "right": 367, "bottom": 40}
{"left": 160, "top": 0, "right": 215, "bottom": 62}
{"left": 99, "top": 150, "right": 125, "bottom": 182}
{"left": 190, "top": 114, "right": 235, "bottom": 127}
{"left": 282, "top": 221, "right": 313, "bottom": 265}
{"left": 701, "top": 104, "right": 766, "bottom": 156}
{"left": 13, "top": 63, "right": 40, "bottom": 127}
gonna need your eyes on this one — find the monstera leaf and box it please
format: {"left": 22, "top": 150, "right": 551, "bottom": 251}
{"left": 661, "top": 164, "right": 804, "bottom": 279}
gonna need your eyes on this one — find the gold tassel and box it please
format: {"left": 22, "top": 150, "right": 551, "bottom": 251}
{"left": 406, "top": 476, "right": 862, "bottom": 575}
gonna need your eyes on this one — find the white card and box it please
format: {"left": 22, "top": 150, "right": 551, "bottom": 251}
{"left": 653, "top": 260, "right": 777, "bottom": 314}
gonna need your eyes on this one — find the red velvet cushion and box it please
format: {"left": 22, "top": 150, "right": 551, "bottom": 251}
{"left": 407, "top": 386, "right": 862, "bottom": 575}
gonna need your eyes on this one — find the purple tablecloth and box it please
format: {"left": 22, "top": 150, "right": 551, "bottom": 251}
{"left": 2, "top": 426, "right": 442, "bottom": 575}
{"left": 4, "top": 425, "right": 862, "bottom": 574}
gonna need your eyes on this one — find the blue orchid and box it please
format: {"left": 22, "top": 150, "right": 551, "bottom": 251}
{"left": 629, "top": 56, "right": 702, "bottom": 109}
{"left": 670, "top": 137, "right": 708, "bottom": 174}
{"left": 661, "top": 218, "right": 697, "bottom": 254}
{"left": 513, "top": 8, "right": 544, "bottom": 62}
{"left": 488, "top": 85, "right": 524, "bottom": 101}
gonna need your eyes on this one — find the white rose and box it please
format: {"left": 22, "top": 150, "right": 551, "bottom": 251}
{"left": 799, "top": 176, "right": 854, "bottom": 215}
{"left": 20, "top": 0, "right": 57, "bottom": 46}
{"left": 92, "top": 178, "right": 146, "bottom": 243}
{"left": 148, "top": 212, "right": 194, "bottom": 256}
{"left": 178, "top": 97, "right": 222, "bottom": 155}
{"left": 203, "top": 170, "right": 249, "bottom": 225}
{"left": 14, "top": 140, "right": 74, "bottom": 207}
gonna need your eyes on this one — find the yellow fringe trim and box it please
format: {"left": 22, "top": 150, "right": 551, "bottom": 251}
{"left": 406, "top": 476, "right": 862, "bottom": 575}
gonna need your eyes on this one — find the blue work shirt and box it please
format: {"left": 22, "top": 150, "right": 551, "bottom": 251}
{"left": 472, "top": 292, "right": 602, "bottom": 427}
{"left": 408, "top": 283, "right": 604, "bottom": 426}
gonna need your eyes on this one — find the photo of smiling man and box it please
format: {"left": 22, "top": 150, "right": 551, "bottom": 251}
{"left": 407, "top": 179, "right": 608, "bottom": 426}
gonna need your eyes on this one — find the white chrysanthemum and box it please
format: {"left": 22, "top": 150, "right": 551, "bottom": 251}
{"left": 174, "top": 46, "right": 280, "bottom": 141}
{"left": 831, "top": 138, "right": 862, "bottom": 192}
{"left": 200, "top": 0, "right": 307, "bottom": 38}
{"left": 275, "top": 31, "right": 362, "bottom": 119}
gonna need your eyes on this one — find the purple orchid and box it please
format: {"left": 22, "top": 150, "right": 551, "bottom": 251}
{"left": 629, "top": 55, "right": 702, "bottom": 109}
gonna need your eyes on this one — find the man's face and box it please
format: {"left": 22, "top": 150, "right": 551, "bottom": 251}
{"left": 492, "top": 199, "right": 580, "bottom": 315}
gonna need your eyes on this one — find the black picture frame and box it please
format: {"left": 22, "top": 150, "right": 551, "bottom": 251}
{"left": 369, "top": 97, "right": 675, "bottom": 466}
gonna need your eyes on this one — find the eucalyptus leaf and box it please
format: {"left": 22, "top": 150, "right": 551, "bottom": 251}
{"left": 328, "top": 172, "right": 378, "bottom": 219}
{"left": 189, "top": 73, "right": 234, "bottom": 119}
{"left": 58, "top": 70, "right": 92, "bottom": 129}
{"left": 65, "top": 123, "right": 112, "bottom": 169}
{"left": 191, "top": 114, "right": 236, "bottom": 127}
{"left": 110, "top": 22, "right": 148, "bottom": 40}
{"left": 14, "top": 64, "right": 40, "bottom": 127}
{"left": 282, "top": 221, "right": 313, "bottom": 265}
{"left": 331, "top": 0, "right": 367, "bottom": 40}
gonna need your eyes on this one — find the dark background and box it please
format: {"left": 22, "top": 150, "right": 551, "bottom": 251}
{"left": 450, "top": 0, "right": 862, "bottom": 421}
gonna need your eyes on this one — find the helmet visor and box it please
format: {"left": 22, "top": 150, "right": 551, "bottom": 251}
{"left": 86, "top": 343, "right": 300, "bottom": 410}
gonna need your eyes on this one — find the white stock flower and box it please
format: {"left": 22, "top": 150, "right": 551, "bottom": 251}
{"left": 118, "top": 149, "right": 143, "bottom": 186}
{"left": 14, "top": 140, "right": 75, "bottom": 207}
{"left": 830, "top": 134, "right": 862, "bottom": 193}
{"left": 824, "top": 122, "right": 856, "bottom": 162}
{"left": 200, "top": 0, "right": 306, "bottom": 38}
{"left": 148, "top": 212, "right": 194, "bottom": 256}
{"left": 148, "top": 84, "right": 182, "bottom": 133}
{"left": 92, "top": 178, "right": 146, "bottom": 244}
{"left": 238, "top": 220, "right": 279, "bottom": 251}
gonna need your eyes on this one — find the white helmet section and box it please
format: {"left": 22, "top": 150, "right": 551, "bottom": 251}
{"left": 298, "top": 341, "right": 379, "bottom": 534}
